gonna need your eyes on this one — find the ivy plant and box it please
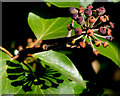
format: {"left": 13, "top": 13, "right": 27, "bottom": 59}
{"left": 1, "top": 1, "right": 120, "bottom": 95}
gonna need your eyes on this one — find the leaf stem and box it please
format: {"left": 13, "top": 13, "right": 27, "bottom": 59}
{"left": 0, "top": 46, "right": 13, "bottom": 58}
{"left": 30, "top": 38, "right": 41, "bottom": 48}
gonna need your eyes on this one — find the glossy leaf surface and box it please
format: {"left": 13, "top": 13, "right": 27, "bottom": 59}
{"left": 28, "top": 12, "right": 72, "bottom": 40}
{"left": 95, "top": 38, "right": 120, "bottom": 67}
{"left": 33, "top": 50, "right": 86, "bottom": 88}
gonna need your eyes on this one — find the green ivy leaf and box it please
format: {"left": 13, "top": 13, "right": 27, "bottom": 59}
{"left": 0, "top": 51, "right": 22, "bottom": 95}
{"left": 107, "top": 0, "right": 120, "bottom": 3}
{"left": 3, "top": 54, "right": 85, "bottom": 94}
{"left": 17, "top": 79, "right": 73, "bottom": 94}
{"left": 28, "top": 12, "right": 82, "bottom": 40}
{"left": 28, "top": 12, "right": 72, "bottom": 40}
{"left": 83, "top": 36, "right": 120, "bottom": 67}
{"left": 94, "top": 39, "right": 120, "bottom": 67}
{"left": 17, "top": 78, "right": 85, "bottom": 94}
{"left": 71, "top": 81, "right": 85, "bottom": 94}
{"left": 43, "top": 0, "right": 94, "bottom": 8}
{"left": 33, "top": 50, "right": 86, "bottom": 88}
{"left": 44, "top": 80, "right": 85, "bottom": 94}
{"left": 5, "top": 59, "right": 77, "bottom": 94}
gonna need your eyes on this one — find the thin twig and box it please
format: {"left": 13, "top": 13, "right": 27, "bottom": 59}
{"left": 11, "top": 36, "right": 75, "bottom": 61}
{"left": 0, "top": 46, "right": 13, "bottom": 58}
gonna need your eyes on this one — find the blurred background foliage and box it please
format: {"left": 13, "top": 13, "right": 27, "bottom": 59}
{"left": 2, "top": 1, "right": 120, "bottom": 95}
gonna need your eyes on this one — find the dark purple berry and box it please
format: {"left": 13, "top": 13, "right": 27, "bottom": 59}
{"left": 87, "top": 4, "right": 93, "bottom": 9}
{"left": 99, "top": 26, "right": 106, "bottom": 34}
{"left": 69, "top": 7, "right": 78, "bottom": 14}
{"left": 75, "top": 28, "right": 82, "bottom": 35}
{"left": 76, "top": 16, "right": 84, "bottom": 25}
{"left": 84, "top": 8, "right": 92, "bottom": 16}
{"left": 71, "top": 13, "right": 78, "bottom": 20}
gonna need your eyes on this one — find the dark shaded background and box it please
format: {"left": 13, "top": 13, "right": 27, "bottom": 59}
{"left": 2, "top": 2, "right": 120, "bottom": 95}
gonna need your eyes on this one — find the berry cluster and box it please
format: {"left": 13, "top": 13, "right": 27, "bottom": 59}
{"left": 67, "top": 4, "right": 114, "bottom": 56}
{"left": 17, "top": 38, "right": 43, "bottom": 51}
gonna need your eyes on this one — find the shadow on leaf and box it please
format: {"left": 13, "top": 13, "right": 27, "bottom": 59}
{"left": 6, "top": 59, "right": 64, "bottom": 92}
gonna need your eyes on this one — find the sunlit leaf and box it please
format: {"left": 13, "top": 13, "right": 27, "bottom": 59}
{"left": 83, "top": 36, "right": 120, "bottom": 67}
{"left": 33, "top": 50, "right": 86, "bottom": 88}
{"left": 4, "top": 56, "right": 85, "bottom": 94}
{"left": 107, "top": 0, "right": 120, "bottom": 3}
{"left": 43, "top": 0, "right": 94, "bottom": 8}
{"left": 95, "top": 39, "right": 120, "bottom": 67}
{"left": 28, "top": 12, "right": 72, "bottom": 40}
{"left": 0, "top": 51, "right": 22, "bottom": 95}
{"left": 71, "top": 81, "right": 85, "bottom": 94}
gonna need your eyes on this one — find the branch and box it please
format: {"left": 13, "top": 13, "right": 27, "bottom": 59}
{"left": 13, "top": 37, "right": 75, "bottom": 62}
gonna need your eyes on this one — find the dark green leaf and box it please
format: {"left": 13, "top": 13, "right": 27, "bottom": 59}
{"left": 95, "top": 39, "right": 120, "bottom": 67}
{"left": 83, "top": 36, "right": 120, "bottom": 67}
{"left": 33, "top": 50, "right": 86, "bottom": 88}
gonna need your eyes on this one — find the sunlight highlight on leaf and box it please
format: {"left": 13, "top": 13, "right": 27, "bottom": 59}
{"left": 28, "top": 12, "right": 71, "bottom": 40}
{"left": 33, "top": 50, "right": 86, "bottom": 88}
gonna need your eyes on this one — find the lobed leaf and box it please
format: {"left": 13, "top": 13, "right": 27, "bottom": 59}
{"left": 28, "top": 12, "right": 72, "bottom": 40}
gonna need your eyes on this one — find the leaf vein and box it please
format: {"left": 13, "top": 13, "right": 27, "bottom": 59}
{"left": 0, "top": 65, "right": 8, "bottom": 79}
{"left": 39, "top": 17, "right": 60, "bottom": 39}
{"left": 45, "top": 19, "right": 70, "bottom": 36}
